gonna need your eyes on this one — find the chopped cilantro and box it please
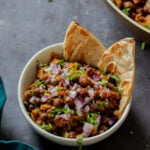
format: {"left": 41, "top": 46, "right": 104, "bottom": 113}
{"left": 36, "top": 60, "right": 47, "bottom": 67}
{"left": 124, "top": 7, "right": 130, "bottom": 16}
{"left": 101, "top": 70, "right": 107, "bottom": 76}
{"left": 56, "top": 87, "right": 64, "bottom": 90}
{"left": 35, "top": 80, "right": 45, "bottom": 87}
{"left": 97, "top": 79, "right": 108, "bottom": 86}
{"left": 87, "top": 113, "right": 100, "bottom": 127}
{"left": 51, "top": 80, "right": 58, "bottom": 84}
{"left": 24, "top": 101, "right": 29, "bottom": 107}
{"left": 64, "top": 132, "right": 69, "bottom": 138}
{"left": 70, "top": 70, "right": 85, "bottom": 75}
{"left": 145, "top": 25, "right": 150, "bottom": 29}
{"left": 39, "top": 123, "right": 52, "bottom": 131}
{"left": 141, "top": 41, "right": 146, "bottom": 51}
{"left": 75, "top": 62, "right": 81, "bottom": 67}
{"left": 41, "top": 84, "right": 46, "bottom": 89}
{"left": 58, "top": 59, "right": 65, "bottom": 67}
{"left": 44, "top": 92, "right": 50, "bottom": 96}
{"left": 86, "top": 85, "right": 91, "bottom": 89}
{"left": 110, "top": 75, "right": 121, "bottom": 82}
{"left": 66, "top": 75, "right": 79, "bottom": 80}
{"left": 76, "top": 134, "right": 83, "bottom": 150}
{"left": 114, "top": 86, "right": 123, "bottom": 95}
{"left": 29, "top": 90, "right": 34, "bottom": 95}
{"left": 49, "top": 108, "right": 73, "bottom": 117}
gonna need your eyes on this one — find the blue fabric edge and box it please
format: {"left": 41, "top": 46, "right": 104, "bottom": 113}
{"left": 0, "top": 140, "right": 38, "bottom": 150}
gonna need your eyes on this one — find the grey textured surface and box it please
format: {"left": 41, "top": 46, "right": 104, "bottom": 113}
{"left": 0, "top": 0, "right": 150, "bottom": 150}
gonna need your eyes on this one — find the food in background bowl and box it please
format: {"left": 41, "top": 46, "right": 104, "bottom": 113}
{"left": 112, "top": 0, "right": 150, "bottom": 29}
{"left": 105, "top": 0, "right": 150, "bottom": 42}
{"left": 18, "top": 21, "right": 135, "bottom": 146}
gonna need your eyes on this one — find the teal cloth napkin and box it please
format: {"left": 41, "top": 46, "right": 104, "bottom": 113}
{"left": 0, "top": 76, "right": 38, "bottom": 150}
{"left": 0, "top": 76, "right": 6, "bottom": 127}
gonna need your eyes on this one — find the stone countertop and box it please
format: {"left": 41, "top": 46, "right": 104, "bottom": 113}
{"left": 0, "top": 0, "right": 150, "bottom": 150}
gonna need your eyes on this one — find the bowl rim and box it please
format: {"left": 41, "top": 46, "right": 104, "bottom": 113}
{"left": 106, "top": 0, "right": 150, "bottom": 34}
{"left": 18, "top": 42, "right": 131, "bottom": 145}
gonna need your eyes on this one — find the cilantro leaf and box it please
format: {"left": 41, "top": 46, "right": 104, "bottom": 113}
{"left": 87, "top": 113, "right": 100, "bottom": 127}
{"left": 141, "top": 41, "right": 146, "bottom": 51}
{"left": 39, "top": 123, "right": 52, "bottom": 131}
{"left": 97, "top": 79, "right": 108, "bottom": 86}
{"left": 101, "top": 70, "right": 107, "bottom": 76}
{"left": 110, "top": 75, "right": 121, "bottom": 82}
{"left": 124, "top": 7, "right": 130, "bottom": 16}
{"left": 145, "top": 25, "right": 150, "bottom": 29}
{"left": 76, "top": 134, "right": 83, "bottom": 150}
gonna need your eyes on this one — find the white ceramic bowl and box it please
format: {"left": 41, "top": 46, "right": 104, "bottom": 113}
{"left": 18, "top": 43, "right": 131, "bottom": 146}
{"left": 105, "top": 0, "right": 150, "bottom": 42}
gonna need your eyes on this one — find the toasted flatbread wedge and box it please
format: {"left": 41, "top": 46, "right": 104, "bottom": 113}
{"left": 97, "top": 38, "right": 135, "bottom": 117}
{"left": 63, "top": 21, "right": 106, "bottom": 66}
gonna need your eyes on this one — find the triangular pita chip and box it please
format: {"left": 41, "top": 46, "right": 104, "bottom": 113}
{"left": 63, "top": 21, "right": 106, "bottom": 66}
{"left": 97, "top": 38, "right": 135, "bottom": 116}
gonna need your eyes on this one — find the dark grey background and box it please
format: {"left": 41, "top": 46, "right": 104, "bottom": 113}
{"left": 0, "top": 0, "right": 150, "bottom": 150}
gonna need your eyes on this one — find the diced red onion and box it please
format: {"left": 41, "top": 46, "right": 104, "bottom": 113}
{"left": 93, "top": 74, "right": 101, "bottom": 81}
{"left": 29, "top": 96, "right": 35, "bottom": 103}
{"left": 50, "top": 75, "right": 56, "bottom": 82}
{"left": 108, "top": 118, "right": 115, "bottom": 125}
{"left": 72, "top": 83, "right": 78, "bottom": 90}
{"left": 61, "top": 68, "right": 69, "bottom": 78}
{"left": 84, "top": 97, "right": 92, "bottom": 104}
{"left": 62, "top": 79, "right": 70, "bottom": 88}
{"left": 69, "top": 91, "right": 77, "bottom": 99}
{"left": 88, "top": 89, "right": 94, "bottom": 98}
{"left": 64, "top": 103, "right": 70, "bottom": 109}
{"left": 96, "top": 115, "right": 101, "bottom": 126}
{"left": 51, "top": 64, "right": 61, "bottom": 75}
{"left": 48, "top": 86, "right": 58, "bottom": 97}
{"left": 83, "top": 65, "right": 90, "bottom": 69}
{"left": 76, "top": 87, "right": 82, "bottom": 92}
{"left": 91, "top": 100, "right": 97, "bottom": 109}
{"left": 41, "top": 96, "right": 48, "bottom": 103}
{"left": 55, "top": 114, "right": 71, "bottom": 120}
{"left": 75, "top": 98, "right": 84, "bottom": 116}
{"left": 93, "top": 84, "right": 99, "bottom": 90}
{"left": 83, "top": 105, "right": 90, "bottom": 113}
{"left": 83, "top": 122, "right": 94, "bottom": 137}
{"left": 44, "top": 66, "right": 52, "bottom": 72}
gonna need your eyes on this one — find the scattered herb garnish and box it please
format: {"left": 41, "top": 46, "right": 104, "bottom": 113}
{"left": 97, "top": 79, "right": 108, "bottom": 86}
{"left": 48, "top": 0, "right": 53, "bottom": 2}
{"left": 66, "top": 75, "right": 79, "bottom": 80}
{"left": 58, "top": 59, "right": 65, "bottom": 67}
{"left": 101, "top": 70, "right": 107, "bottom": 76}
{"left": 49, "top": 108, "right": 72, "bottom": 117}
{"left": 87, "top": 113, "right": 100, "bottom": 127}
{"left": 124, "top": 7, "right": 130, "bottom": 16}
{"left": 110, "top": 75, "right": 121, "bottom": 82}
{"left": 36, "top": 60, "right": 47, "bottom": 67}
{"left": 39, "top": 123, "right": 52, "bottom": 131}
{"left": 44, "top": 92, "right": 50, "bottom": 96}
{"left": 145, "top": 25, "right": 150, "bottom": 29}
{"left": 141, "top": 41, "right": 146, "bottom": 51}
{"left": 114, "top": 86, "right": 123, "bottom": 95}
{"left": 29, "top": 89, "right": 34, "bottom": 95}
{"left": 76, "top": 134, "right": 83, "bottom": 150}
{"left": 56, "top": 87, "right": 64, "bottom": 90}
